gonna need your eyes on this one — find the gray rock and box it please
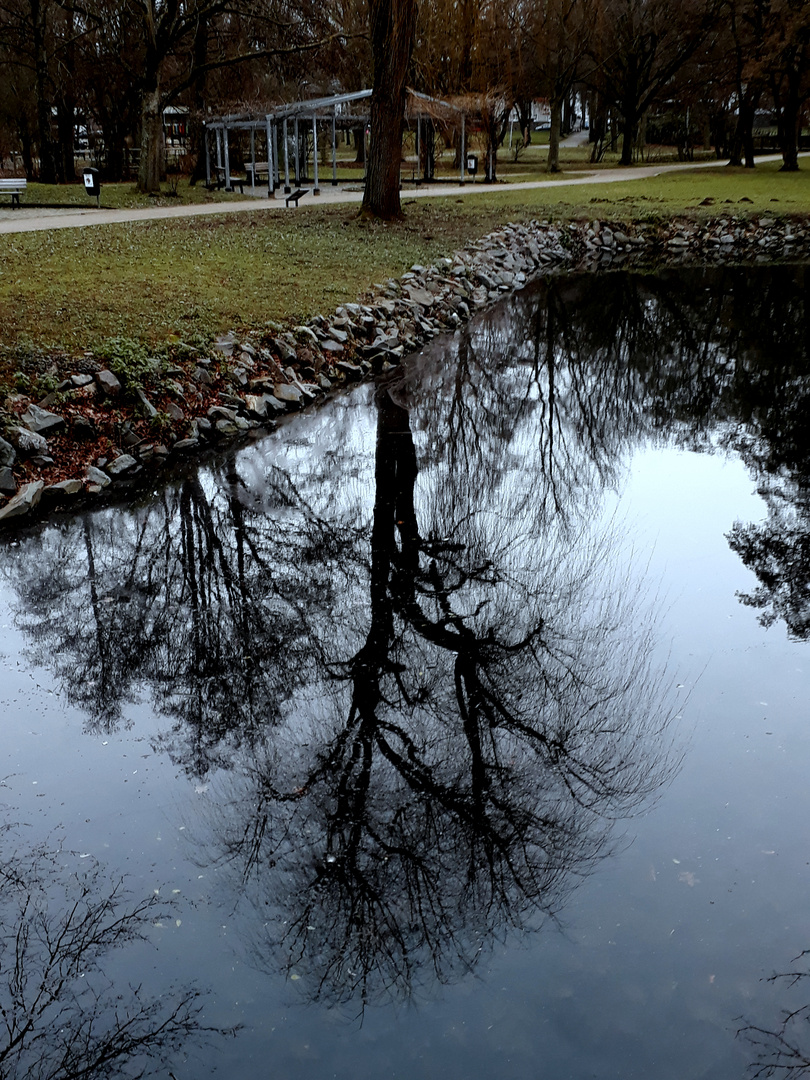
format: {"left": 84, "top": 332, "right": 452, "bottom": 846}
{"left": 404, "top": 285, "right": 435, "bottom": 307}
{"left": 213, "top": 332, "right": 237, "bottom": 355}
{"left": 0, "top": 468, "right": 16, "bottom": 494}
{"left": 261, "top": 394, "right": 287, "bottom": 413}
{"left": 335, "top": 361, "right": 363, "bottom": 380}
{"left": 72, "top": 416, "right": 96, "bottom": 440}
{"left": 0, "top": 481, "right": 44, "bottom": 521}
{"left": 321, "top": 340, "right": 344, "bottom": 353}
{"left": 474, "top": 271, "right": 498, "bottom": 291}
{"left": 166, "top": 402, "right": 185, "bottom": 423}
{"left": 193, "top": 366, "right": 213, "bottom": 385}
{"left": 0, "top": 436, "right": 15, "bottom": 467}
{"left": 21, "top": 404, "right": 64, "bottom": 434}
{"left": 215, "top": 419, "right": 239, "bottom": 436}
{"left": 172, "top": 438, "right": 200, "bottom": 451}
{"left": 136, "top": 387, "right": 158, "bottom": 418}
{"left": 85, "top": 466, "right": 111, "bottom": 487}
{"left": 272, "top": 337, "right": 298, "bottom": 363}
{"left": 10, "top": 427, "right": 48, "bottom": 456}
{"left": 96, "top": 369, "right": 122, "bottom": 395}
{"left": 208, "top": 405, "right": 237, "bottom": 422}
{"left": 47, "top": 479, "right": 82, "bottom": 496}
{"left": 294, "top": 325, "right": 319, "bottom": 345}
{"left": 106, "top": 454, "right": 137, "bottom": 476}
{"left": 71, "top": 373, "right": 95, "bottom": 388}
{"left": 274, "top": 383, "right": 303, "bottom": 404}
{"left": 244, "top": 394, "right": 270, "bottom": 418}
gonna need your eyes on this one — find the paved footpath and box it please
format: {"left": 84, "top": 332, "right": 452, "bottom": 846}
{"left": 0, "top": 154, "right": 791, "bottom": 236}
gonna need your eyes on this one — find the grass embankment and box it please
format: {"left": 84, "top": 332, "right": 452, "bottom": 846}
{"left": 1, "top": 158, "right": 810, "bottom": 381}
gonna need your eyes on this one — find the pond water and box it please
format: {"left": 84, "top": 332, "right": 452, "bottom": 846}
{"left": 2, "top": 264, "right": 810, "bottom": 1079}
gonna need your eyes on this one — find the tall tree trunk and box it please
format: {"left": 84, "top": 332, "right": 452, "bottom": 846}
{"left": 55, "top": 4, "right": 76, "bottom": 183}
{"left": 18, "top": 115, "right": 34, "bottom": 180}
{"left": 31, "top": 0, "right": 57, "bottom": 183}
{"left": 56, "top": 98, "right": 75, "bottom": 183}
{"left": 353, "top": 125, "right": 366, "bottom": 164}
{"left": 189, "top": 18, "right": 209, "bottom": 185}
{"left": 516, "top": 99, "right": 532, "bottom": 145}
{"left": 619, "top": 108, "right": 636, "bottom": 166}
{"left": 547, "top": 96, "right": 562, "bottom": 172}
{"left": 138, "top": 82, "right": 163, "bottom": 193}
{"left": 361, "top": 0, "right": 418, "bottom": 220}
{"left": 776, "top": 73, "right": 801, "bottom": 172}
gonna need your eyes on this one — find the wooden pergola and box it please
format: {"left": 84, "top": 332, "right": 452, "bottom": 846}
{"left": 204, "top": 88, "right": 470, "bottom": 196}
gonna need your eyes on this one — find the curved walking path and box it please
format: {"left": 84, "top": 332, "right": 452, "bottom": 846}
{"left": 0, "top": 154, "right": 792, "bottom": 235}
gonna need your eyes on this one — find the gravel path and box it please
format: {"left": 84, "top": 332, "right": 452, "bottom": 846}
{"left": 0, "top": 155, "right": 786, "bottom": 236}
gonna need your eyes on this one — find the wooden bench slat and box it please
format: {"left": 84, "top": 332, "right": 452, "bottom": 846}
{"left": 0, "top": 178, "right": 26, "bottom": 206}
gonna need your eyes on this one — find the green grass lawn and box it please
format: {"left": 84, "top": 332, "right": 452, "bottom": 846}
{"left": 23, "top": 177, "right": 247, "bottom": 209}
{"left": 2, "top": 158, "right": 810, "bottom": 367}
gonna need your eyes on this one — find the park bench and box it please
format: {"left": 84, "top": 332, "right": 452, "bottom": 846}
{"left": 211, "top": 166, "right": 245, "bottom": 193}
{"left": 0, "top": 178, "right": 26, "bottom": 207}
{"left": 244, "top": 161, "right": 270, "bottom": 185}
{"left": 285, "top": 187, "right": 309, "bottom": 207}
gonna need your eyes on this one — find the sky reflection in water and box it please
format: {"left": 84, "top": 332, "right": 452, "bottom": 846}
{"left": 1, "top": 265, "right": 810, "bottom": 1079}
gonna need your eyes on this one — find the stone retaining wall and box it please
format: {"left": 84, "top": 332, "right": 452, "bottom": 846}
{"left": 1, "top": 213, "right": 809, "bottom": 527}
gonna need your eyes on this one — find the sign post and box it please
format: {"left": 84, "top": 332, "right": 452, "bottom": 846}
{"left": 82, "top": 167, "right": 101, "bottom": 208}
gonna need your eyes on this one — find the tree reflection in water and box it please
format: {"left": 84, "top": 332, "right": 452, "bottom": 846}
{"left": 0, "top": 812, "right": 221, "bottom": 1079}
{"left": 200, "top": 376, "right": 676, "bottom": 1009}
{"left": 10, "top": 264, "right": 810, "bottom": 1012}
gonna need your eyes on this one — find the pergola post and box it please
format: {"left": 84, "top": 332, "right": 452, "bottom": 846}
{"left": 332, "top": 109, "right": 337, "bottom": 186}
{"left": 283, "top": 117, "right": 291, "bottom": 193}
{"left": 267, "top": 118, "right": 277, "bottom": 193}
{"left": 294, "top": 118, "right": 300, "bottom": 184}
{"left": 204, "top": 125, "right": 211, "bottom": 186}
{"left": 223, "top": 125, "right": 232, "bottom": 191}
{"left": 249, "top": 127, "right": 256, "bottom": 194}
{"left": 312, "top": 114, "right": 320, "bottom": 195}
{"left": 215, "top": 128, "right": 222, "bottom": 171}
{"left": 271, "top": 119, "right": 280, "bottom": 192}
{"left": 416, "top": 117, "right": 421, "bottom": 184}
{"left": 460, "top": 114, "right": 465, "bottom": 186}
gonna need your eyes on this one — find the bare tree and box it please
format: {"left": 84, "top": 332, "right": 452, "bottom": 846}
{"left": 361, "top": 0, "right": 418, "bottom": 218}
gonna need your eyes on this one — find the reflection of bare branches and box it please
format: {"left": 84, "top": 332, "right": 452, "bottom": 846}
{"left": 196, "top": 383, "right": 677, "bottom": 1014}
{"left": 739, "top": 952, "right": 810, "bottom": 1078}
{"left": 0, "top": 823, "right": 222, "bottom": 1080}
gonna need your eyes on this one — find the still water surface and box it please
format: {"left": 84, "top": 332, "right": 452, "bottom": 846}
{"left": 2, "top": 265, "right": 810, "bottom": 1079}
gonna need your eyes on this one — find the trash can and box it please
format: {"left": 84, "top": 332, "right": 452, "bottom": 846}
{"left": 82, "top": 168, "right": 100, "bottom": 206}
{"left": 466, "top": 154, "right": 478, "bottom": 177}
